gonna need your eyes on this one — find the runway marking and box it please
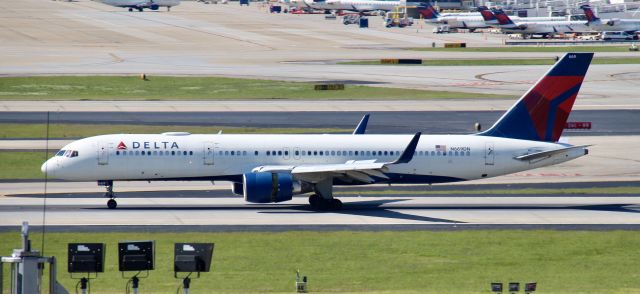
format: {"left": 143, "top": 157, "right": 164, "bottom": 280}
{"left": 108, "top": 53, "right": 124, "bottom": 63}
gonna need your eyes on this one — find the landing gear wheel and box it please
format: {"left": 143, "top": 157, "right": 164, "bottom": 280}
{"left": 107, "top": 199, "right": 117, "bottom": 209}
{"left": 308, "top": 195, "right": 342, "bottom": 211}
{"left": 309, "top": 194, "right": 321, "bottom": 209}
{"left": 331, "top": 199, "right": 343, "bottom": 210}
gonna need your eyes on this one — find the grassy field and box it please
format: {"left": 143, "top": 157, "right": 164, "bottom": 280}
{"left": 1, "top": 230, "right": 640, "bottom": 293}
{"left": 0, "top": 123, "right": 351, "bottom": 139}
{"left": 339, "top": 57, "right": 640, "bottom": 66}
{"left": 410, "top": 45, "right": 636, "bottom": 52}
{"left": 0, "top": 152, "right": 51, "bottom": 179}
{"left": 0, "top": 76, "right": 510, "bottom": 100}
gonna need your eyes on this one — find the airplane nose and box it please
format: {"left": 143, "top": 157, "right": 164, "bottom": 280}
{"left": 41, "top": 159, "right": 56, "bottom": 177}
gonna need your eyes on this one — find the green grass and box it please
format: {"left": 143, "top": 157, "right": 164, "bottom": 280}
{"left": 0, "top": 76, "right": 510, "bottom": 100}
{"left": 0, "top": 123, "right": 351, "bottom": 139}
{"left": 337, "top": 187, "right": 640, "bottom": 196}
{"left": 2, "top": 231, "right": 640, "bottom": 293}
{"left": 409, "top": 45, "right": 636, "bottom": 52}
{"left": 0, "top": 152, "right": 51, "bottom": 179}
{"left": 339, "top": 57, "right": 640, "bottom": 66}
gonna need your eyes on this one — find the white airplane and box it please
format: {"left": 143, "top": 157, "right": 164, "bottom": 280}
{"left": 418, "top": 4, "right": 493, "bottom": 31}
{"left": 492, "top": 8, "right": 591, "bottom": 37}
{"left": 581, "top": 5, "right": 640, "bottom": 33}
{"left": 42, "top": 53, "right": 594, "bottom": 210}
{"left": 296, "top": 0, "right": 402, "bottom": 13}
{"left": 418, "top": 5, "right": 564, "bottom": 32}
{"left": 418, "top": 3, "right": 565, "bottom": 32}
{"left": 100, "top": 0, "right": 180, "bottom": 11}
{"left": 477, "top": 6, "right": 565, "bottom": 25}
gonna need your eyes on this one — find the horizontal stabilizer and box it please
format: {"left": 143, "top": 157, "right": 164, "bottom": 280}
{"left": 515, "top": 145, "right": 590, "bottom": 161}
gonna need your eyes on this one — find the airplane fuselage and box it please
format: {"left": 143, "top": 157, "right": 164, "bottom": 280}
{"left": 43, "top": 133, "right": 585, "bottom": 183}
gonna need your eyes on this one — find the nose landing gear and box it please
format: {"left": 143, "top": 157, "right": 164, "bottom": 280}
{"left": 99, "top": 180, "right": 117, "bottom": 209}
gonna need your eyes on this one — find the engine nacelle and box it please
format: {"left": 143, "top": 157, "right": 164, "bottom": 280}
{"left": 607, "top": 19, "right": 619, "bottom": 26}
{"left": 231, "top": 182, "right": 244, "bottom": 195}
{"left": 243, "top": 172, "right": 301, "bottom": 203}
{"left": 150, "top": 4, "right": 160, "bottom": 10}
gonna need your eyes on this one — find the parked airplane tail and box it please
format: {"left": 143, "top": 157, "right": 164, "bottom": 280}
{"left": 580, "top": 5, "right": 600, "bottom": 23}
{"left": 477, "top": 6, "right": 496, "bottom": 22}
{"left": 417, "top": 4, "right": 439, "bottom": 19}
{"left": 479, "top": 53, "right": 594, "bottom": 142}
{"left": 491, "top": 8, "right": 514, "bottom": 25}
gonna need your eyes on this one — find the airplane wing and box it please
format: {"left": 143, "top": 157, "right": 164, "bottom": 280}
{"left": 252, "top": 132, "right": 421, "bottom": 183}
{"left": 514, "top": 145, "right": 590, "bottom": 161}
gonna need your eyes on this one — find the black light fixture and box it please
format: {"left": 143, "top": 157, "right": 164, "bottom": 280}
{"left": 509, "top": 282, "right": 520, "bottom": 293}
{"left": 491, "top": 282, "right": 503, "bottom": 293}
{"left": 68, "top": 243, "right": 105, "bottom": 294}
{"left": 174, "top": 243, "right": 214, "bottom": 294}
{"left": 118, "top": 241, "right": 155, "bottom": 294}
{"left": 525, "top": 282, "right": 537, "bottom": 293}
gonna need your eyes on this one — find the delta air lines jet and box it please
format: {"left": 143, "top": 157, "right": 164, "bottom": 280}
{"left": 581, "top": 5, "right": 640, "bottom": 34}
{"left": 42, "top": 53, "right": 594, "bottom": 210}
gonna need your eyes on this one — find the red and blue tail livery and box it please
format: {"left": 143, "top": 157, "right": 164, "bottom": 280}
{"left": 480, "top": 53, "right": 594, "bottom": 142}
{"left": 478, "top": 6, "right": 496, "bottom": 22}
{"left": 491, "top": 8, "right": 515, "bottom": 25}
{"left": 580, "top": 5, "right": 600, "bottom": 23}
{"left": 417, "top": 4, "right": 439, "bottom": 19}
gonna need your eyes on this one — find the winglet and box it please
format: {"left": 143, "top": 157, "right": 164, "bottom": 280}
{"left": 392, "top": 132, "right": 421, "bottom": 164}
{"left": 352, "top": 114, "right": 370, "bottom": 135}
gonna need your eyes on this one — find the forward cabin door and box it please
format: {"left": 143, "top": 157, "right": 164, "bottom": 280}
{"left": 204, "top": 142, "right": 215, "bottom": 165}
{"left": 98, "top": 142, "right": 111, "bottom": 165}
{"left": 484, "top": 142, "right": 495, "bottom": 166}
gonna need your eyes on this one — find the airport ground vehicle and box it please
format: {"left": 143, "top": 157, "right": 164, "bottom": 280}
{"left": 601, "top": 31, "right": 634, "bottom": 40}
{"left": 433, "top": 25, "right": 450, "bottom": 33}
{"left": 384, "top": 16, "right": 413, "bottom": 27}
{"left": 343, "top": 14, "right": 360, "bottom": 25}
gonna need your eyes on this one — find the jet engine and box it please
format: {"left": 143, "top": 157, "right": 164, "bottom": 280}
{"left": 242, "top": 172, "right": 303, "bottom": 203}
{"left": 606, "top": 19, "right": 619, "bottom": 26}
{"left": 150, "top": 3, "right": 160, "bottom": 10}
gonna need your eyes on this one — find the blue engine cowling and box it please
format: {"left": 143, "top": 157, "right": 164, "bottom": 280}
{"left": 150, "top": 4, "right": 160, "bottom": 10}
{"left": 243, "top": 172, "right": 297, "bottom": 203}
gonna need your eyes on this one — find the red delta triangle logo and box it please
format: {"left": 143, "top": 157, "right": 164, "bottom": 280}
{"left": 117, "top": 141, "right": 127, "bottom": 150}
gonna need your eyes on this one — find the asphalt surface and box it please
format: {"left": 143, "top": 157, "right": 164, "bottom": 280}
{"left": 2, "top": 110, "right": 638, "bottom": 136}
{"left": 1, "top": 193, "right": 640, "bottom": 230}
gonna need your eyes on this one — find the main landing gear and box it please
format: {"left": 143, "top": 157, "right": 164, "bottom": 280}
{"left": 100, "top": 180, "right": 117, "bottom": 209}
{"left": 307, "top": 179, "right": 342, "bottom": 211}
{"left": 308, "top": 194, "right": 342, "bottom": 211}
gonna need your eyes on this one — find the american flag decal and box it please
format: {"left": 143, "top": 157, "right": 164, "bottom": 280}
{"left": 435, "top": 145, "right": 446, "bottom": 152}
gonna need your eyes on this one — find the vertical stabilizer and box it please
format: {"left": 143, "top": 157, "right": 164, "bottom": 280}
{"left": 479, "top": 53, "right": 594, "bottom": 142}
{"left": 580, "top": 5, "right": 601, "bottom": 23}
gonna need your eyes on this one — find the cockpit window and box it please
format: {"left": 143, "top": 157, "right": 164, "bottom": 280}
{"left": 57, "top": 150, "right": 79, "bottom": 158}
